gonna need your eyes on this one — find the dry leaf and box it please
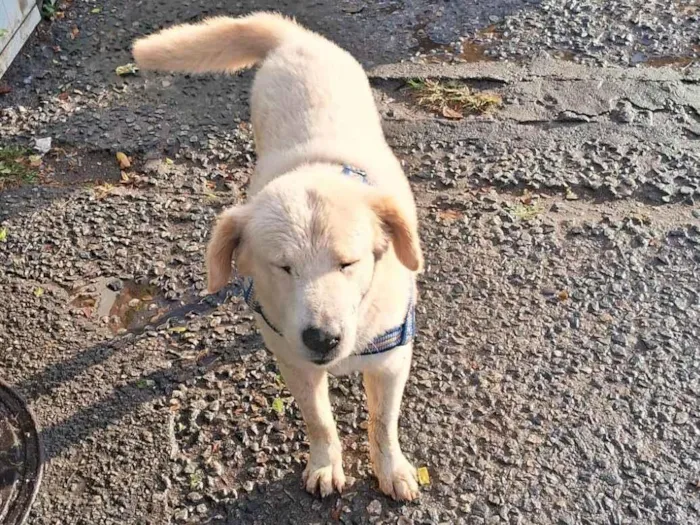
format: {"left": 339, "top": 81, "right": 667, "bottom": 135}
{"left": 93, "top": 183, "right": 115, "bottom": 199}
{"left": 116, "top": 151, "right": 131, "bottom": 169}
{"left": 438, "top": 209, "right": 463, "bottom": 221}
{"left": 28, "top": 155, "right": 42, "bottom": 167}
{"left": 169, "top": 326, "right": 187, "bottom": 333}
{"left": 120, "top": 171, "right": 130, "bottom": 183}
{"left": 558, "top": 290, "right": 569, "bottom": 301}
{"left": 0, "top": 228, "right": 7, "bottom": 242}
{"left": 33, "top": 287, "right": 44, "bottom": 297}
{"left": 565, "top": 187, "right": 579, "bottom": 201}
{"left": 115, "top": 63, "right": 138, "bottom": 76}
{"left": 441, "top": 106, "right": 463, "bottom": 120}
{"left": 70, "top": 26, "right": 80, "bottom": 39}
{"left": 417, "top": 466, "right": 430, "bottom": 486}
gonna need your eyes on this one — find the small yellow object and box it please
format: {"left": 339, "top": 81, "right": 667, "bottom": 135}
{"left": 271, "top": 397, "right": 285, "bottom": 415}
{"left": 115, "top": 63, "right": 138, "bottom": 76}
{"left": 116, "top": 151, "right": 131, "bottom": 169}
{"left": 417, "top": 466, "right": 430, "bottom": 486}
{"left": 169, "top": 326, "right": 187, "bottom": 333}
{"left": 165, "top": 158, "right": 174, "bottom": 165}
{"left": 33, "top": 287, "right": 44, "bottom": 297}
{"left": 0, "top": 228, "right": 7, "bottom": 242}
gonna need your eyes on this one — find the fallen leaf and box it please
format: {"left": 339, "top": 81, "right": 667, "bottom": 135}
{"left": 90, "top": 7, "right": 102, "bottom": 14}
{"left": 417, "top": 466, "right": 430, "bottom": 486}
{"left": 116, "top": 151, "right": 131, "bottom": 169}
{"left": 165, "top": 158, "right": 174, "bottom": 165}
{"left": 271, "top": 397, "right": 285, "bottom": 415}
{"left": 438, "top": 209, "right": 463, "bottom": 221}
{"left": 558, "top": 290, "right": 569, "bottom": 301}
{"left": 57, "top": 91, "right": 70, "bottom": 101}
{"left": 442, "top": 106, "right": 464, "bottom": 120}
{"left": 33, "top": 287, "right": 44, "bottom": 297}
{"left": 120, "top": 171, "right": 130, "bottom": 183}
{"left": 169, "top": 326, "right": 187, "bottom": 333}
{"left": 28, "top": 155, "right": 42, "bottom": 167}
{"left": 0, "top": 228, "right": 6, "bottom": 242}
{"left": 115, "top": 63, "right": 138, "bottom": 76}
{"left": 565, "top": 187, "right": 579, "bottom": 201}
{"left": 93, "top": 183, "right": 115, "bottom": 199}
{"left": 70, "top": 26, "right": 80, "bottom": 39}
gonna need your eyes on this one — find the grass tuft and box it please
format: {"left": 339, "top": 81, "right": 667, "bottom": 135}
{"left": 0, "top": 147, "right": 39, "bottom": 189}
{"left": 406, "top": 78, "right": 502, "bottom": 119}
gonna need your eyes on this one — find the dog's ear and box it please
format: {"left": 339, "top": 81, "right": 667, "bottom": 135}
{"left": 370, "top": 194, "right": 423, "bottom": 272}
{"left": 206, "top": 205, "right": 252, "bottom": 293}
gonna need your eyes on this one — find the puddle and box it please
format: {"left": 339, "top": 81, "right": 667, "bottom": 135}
{"left": 643, "top": 56, "right": 695, "bottom": 68}
{"left": 413, "top": 23, "right": 449, "bottom": 54}
{"left": 460, "top": 41, "right": 496, "bottom": 63}
{"left": 69, "top": 277, "right": 229, "bottom": 335}
{"left": 552, "top": 50, "right": 577, "bottom": 62}
{"left": 70, "top": 278, "right": 177, "bottom": 334}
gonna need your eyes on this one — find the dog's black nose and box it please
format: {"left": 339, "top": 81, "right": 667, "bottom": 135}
{"left": 302, "top": 327, "right": 341, "bottom": 357}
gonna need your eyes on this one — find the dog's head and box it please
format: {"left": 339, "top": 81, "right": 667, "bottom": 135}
{"left": 206, "top": 168, "right": 422, "bottom": 366}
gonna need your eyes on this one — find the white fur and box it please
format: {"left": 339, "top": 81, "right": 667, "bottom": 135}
{"left": 133, "top": 12, "right": 422, "bottom": 501}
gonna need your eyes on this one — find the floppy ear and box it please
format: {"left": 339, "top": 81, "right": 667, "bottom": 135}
{"left": 206, "top": 205, "right": 252, "bottom": 293}
{"left": 370, "top": 194, "right": 423, "bottom": 272}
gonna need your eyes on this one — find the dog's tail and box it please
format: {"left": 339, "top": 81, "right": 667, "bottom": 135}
{"left": 133, "top": 12, "right": 303, "bottom": 74}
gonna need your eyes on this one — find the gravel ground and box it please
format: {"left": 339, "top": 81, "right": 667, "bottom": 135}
{"left": 1, "top": 1, "right": 699, "bottom": 524}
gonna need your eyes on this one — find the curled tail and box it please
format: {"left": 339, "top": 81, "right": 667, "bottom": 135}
{"left": 132, "top": 12, "right": 302, "bottom": 74}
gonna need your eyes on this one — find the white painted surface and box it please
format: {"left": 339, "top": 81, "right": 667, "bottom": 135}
{"left": 1, "top": 0, "right": 40, "bottom": 79}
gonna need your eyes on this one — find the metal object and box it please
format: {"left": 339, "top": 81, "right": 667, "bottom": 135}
{"left": 0, "top": 379, "right": 44, "bottom": 525}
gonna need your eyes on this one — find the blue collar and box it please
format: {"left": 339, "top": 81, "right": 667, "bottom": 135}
{"left": 243, "top": 278, "right": 415, "bottom": 357}
{"left": 240, "top": 164, "right": 416, "bottom": 357}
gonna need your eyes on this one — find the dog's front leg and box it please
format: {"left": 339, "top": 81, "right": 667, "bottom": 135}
{"left": 277, "top": 361, "right": 346, "bottom": 497}
{"left": 363, "top": 347, "right": 420, "bottom": 501}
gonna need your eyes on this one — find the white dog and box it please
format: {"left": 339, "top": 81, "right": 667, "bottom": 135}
{"left": 133, "top": 12, "right": 423, "bottom": 501}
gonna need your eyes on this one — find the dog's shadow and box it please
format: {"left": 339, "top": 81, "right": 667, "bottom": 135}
{"left": 204, "top": 470, "right": 415, "bottom": 524}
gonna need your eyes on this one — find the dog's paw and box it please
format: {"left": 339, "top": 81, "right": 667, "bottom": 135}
{"left": 302, "top": 449, "right": 346, "bottom": 497}
{"left": 374, "top": 453, "right": 420, "bottom": 501}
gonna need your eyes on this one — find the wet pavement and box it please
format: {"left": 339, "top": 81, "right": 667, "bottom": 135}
{"left": 0, "top": 1, "right": 699, "bottom": 524}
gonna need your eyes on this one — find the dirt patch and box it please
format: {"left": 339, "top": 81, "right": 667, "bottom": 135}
{"left": 40, "top": 147, "right": 123, "bottom": 187}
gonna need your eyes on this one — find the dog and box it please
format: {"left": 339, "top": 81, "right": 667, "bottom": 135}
{"left": 133, "top": 12, "right": 423, "bottom": 501}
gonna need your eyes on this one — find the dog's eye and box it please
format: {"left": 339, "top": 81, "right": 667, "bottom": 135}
{"left": 340, "top": 261, "right": 358, "bottom": 271}
{"left": 279, "top": 265, "right": 292, "bottom": 274}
